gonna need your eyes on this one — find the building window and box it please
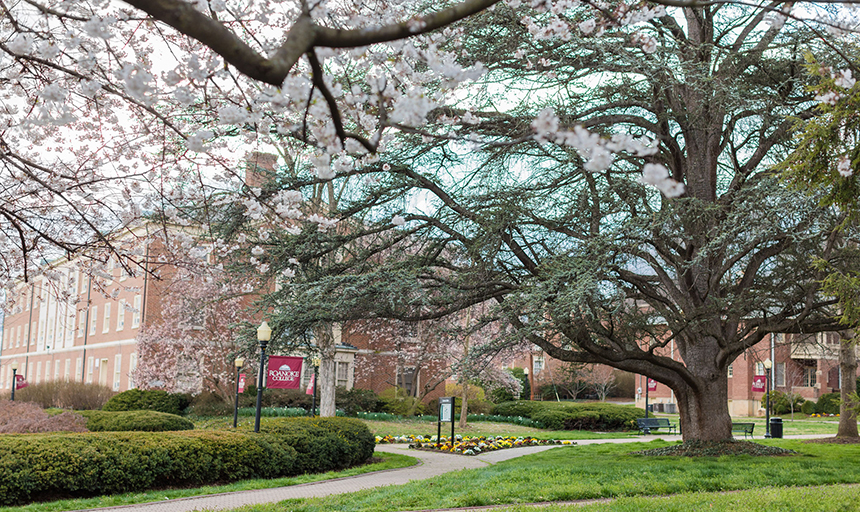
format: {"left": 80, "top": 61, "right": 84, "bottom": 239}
{"left": 775, "top": 362, "right": 785, "bottom": 387}
{"left": 802, "top": 367, "right": 817, "bottom": 387}
{"left": 54, "top": 360, "right": 61, "bottom": 380}
{"left": 78, "top": 310, "right": 85, "bottom": 337}
{"left": 117, "top": 300, "right": 125, "bottom": 331}
{"left": 534, "top": 354, "right": 545, "bottom": 374}
{"left": 64, "top": 359, "right": 71, "bottom": 380}
{"left": 103, "top": 303, "right": 111, "bottom": 333}
{"left": 396, "top": 367, "right": 417, "bottom": 396}
{"left": 86, "top": 356, "right": 94, "bottom": 383}
{"left": 755, "top": 362, "right": 765, "bottom": 376}
{"left": 35, "top": 361, "right": 42, "bottom": 384}
{"left": 90, "top": 306, "right": 97, "bottom": 335}
{"left": 132, "top": 296, "right": 141, "bottom": 328}
{"left": 114, "top": 355, "right": 122, "bottom": 391}
{"left": 16, "top": 325, "right": 21, "bottom": 347}
{"left": 336, "top": 362, "right": 349, "bottom": 388}
{"left": 727, "top": 364, "right": 733, "bottom": 378}
{"left": 129, "top": 353, "right": 137, "bottom": 389}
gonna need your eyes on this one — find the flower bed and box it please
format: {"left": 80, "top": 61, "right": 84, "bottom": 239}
{"left": 375, "top": 434, "right": 574, "bottom": 455}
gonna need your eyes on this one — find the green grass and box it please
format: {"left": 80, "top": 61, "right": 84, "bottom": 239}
{"left": 492, "top": 484, "right": 860, "bottom": 511}
{"left": 0, "top": 452, "right": 417, "bottom": 512}
{"left": 231, "top": 439, "right": 860, "bottom": 512}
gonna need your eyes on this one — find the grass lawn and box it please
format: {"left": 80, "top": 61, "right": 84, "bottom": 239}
{"left": 490, "top": 484, "right": 860, "bottom": 512}
{"left": 232, "top": 439, "right": 860, "bottom": 512}
{"left": 0, "top": 452, "right": 417, "bottom": 512}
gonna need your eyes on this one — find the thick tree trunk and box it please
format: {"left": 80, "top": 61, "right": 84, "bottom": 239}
{"left": 838, "top": 331, "right": 858, "bottom": 438}
{"left": 675, "top": 373, "right": 733, "bottom": 441}
{"left": 314, "top": 323, "right": 337, "bottom": 417}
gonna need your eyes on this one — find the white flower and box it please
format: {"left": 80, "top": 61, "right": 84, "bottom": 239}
{"left": 37, "top": 41, "right": 60, "bottom": 60}
{"left": 833, "top": 69, "right": 856, "bottom": 90}
{"left": 288, "top": 258, "right": 299, "bottom": 265}
{"left": 217, "top": 105, "right": 249, "bottom": 125}
{"left": 316, "top": 166, "right": 336, "bottom": 180}
{"left": 640, "top": 163, "right": 685, "bottom": 198}
{"left": 531, "top": 108, "right": 559, "bottom": 141}
{"left": 641, "top": 163, "right": 670, "bottom": 184}
{"left": 838, "top": 155, "right": 853, "bottom": 177}
{"left": 392, "top": 215, "right": 406, "bottom": 226}
{"left": 251, "top": 245, "right": 265, "bottom": 257}
{"left": 83, "top": 16, "right": 115, "bottom": 39}
{"left": 40, "top": 83, "right": 66, "bottom": 103}
{"left": 8, "top": 33, "right": 32, "bottom": 54}
{"left": 257, "top": 263, "right": 270, "bottom": 274}
{"left": 579, "top": 19, "right": 596, "bottom": 35}
{"left": 79, "top": 80, "right": 102, "bottom": 98}
{"left": 815, "top": 91, "right": 843, "bottom": 105}
{"left": 186, "top": 130, "right": 213, "bottom": 152}
{"left": 281, "top": 268, "right": 296, "bottom": 279}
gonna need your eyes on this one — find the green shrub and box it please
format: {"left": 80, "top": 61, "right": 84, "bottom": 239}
{"left": 0, "top": 430, "right": 298, "bottom": 505}
{"left": 102, "top": 389, "right": 190, "bottom": 416}
{"left": 815, "top": 393, "right": 841, "bottom": 415}
{"left": 77, "top": 410, "right": 194, "bottom": 432}
{"left": 801, "top": 400, "right": 816, "bottom": 415}
{"left": 491, "top": 400, "right": 544, "bottom": 418}
{"left": 261, "top": 417, "right": 375, "bottom": 474}
{"left": 11, "top": 381, "right": 115, "bottom": 410}
{"left": 378, "top": 387, "right": 426, "bottom": 416}
{"left": 490, "top": 400, "right": 642, "bottom": 431}
{"left": 336, "top": 387, "right": 380, "bottom": 415}
{"left": 761, "top": 390, "right": 804, "bottom": 415}
{"left": 187, "top": 392, "right": 233, "bottom": 417}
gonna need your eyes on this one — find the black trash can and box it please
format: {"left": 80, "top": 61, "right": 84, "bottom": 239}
{"left": 769, "top": 417, "right": 783, "bottom": 438}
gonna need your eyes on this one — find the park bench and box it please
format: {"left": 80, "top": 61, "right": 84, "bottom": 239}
{"left": 731, "top": 422, "right": 755, "bottom": 439}
{"left": 636, "top": 417, "right": 678, "bottom": 435}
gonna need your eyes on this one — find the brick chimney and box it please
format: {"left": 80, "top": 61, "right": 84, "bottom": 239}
{"left": 245, "top": 152, "right": 277, "bottom": 188}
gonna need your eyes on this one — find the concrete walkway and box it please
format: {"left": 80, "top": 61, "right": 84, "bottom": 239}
{"left": 69, "top": 434, "right": 829, "bottom": 512}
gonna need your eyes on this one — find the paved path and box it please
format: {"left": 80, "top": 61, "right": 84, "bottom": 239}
{"left": 69, "top": 434, "right": 830, "bottom": 512}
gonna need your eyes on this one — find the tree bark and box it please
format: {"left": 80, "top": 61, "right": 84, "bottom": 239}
{"left": 838, "top": 330, "right": 859, "bottom": 438}
{"left": 459, "top": 382, "right": 470, "bottom": 429}
{"left": 314, "top": 322, "right": 337, "bottom": 417}
{"left": 674, "top": 373, "right": 733, "bottom": 441}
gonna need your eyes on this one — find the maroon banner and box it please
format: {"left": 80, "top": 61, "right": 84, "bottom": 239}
{"left": 238, "top": 373, "right": 246, "bottom": 394}
{"left": 647, "top": 378, "right": 657, "bottom": 391}
{"left": 751, "top": 375, "right": 766, "bottom": 393}
{"left": 15, "top": 374, "right": 28, "bottom": 390}
{"left": 267, "top": 356, "right": 304, "bottom": 389}
{"left": 305, "top": 373, "right": 315, "bottom": 395}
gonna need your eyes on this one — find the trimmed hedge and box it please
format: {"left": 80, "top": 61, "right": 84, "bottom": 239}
{"left": 0, "top": 417, "right": 374, "bottom": 506}
{"left": 261, "top": 417, "right": 375, "bottom": 474}
{"left": 77, "top": 410, "right": 195, "bottom": 432}
{"left": 492, "top": 400, "right": 643, "bottom": 431}
{"left": 102, "top": 389, "right": 191, "bottom": 416}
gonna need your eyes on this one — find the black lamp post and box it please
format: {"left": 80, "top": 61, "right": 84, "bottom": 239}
{"left": 254, "top": 321, "right": 272, "bottom": 433}
{"left": 310, "top": 357, "right": 320, "bottom": 417}
{"left": 10, "top": 362, "right": 18, "bottom": 401}
{"left": 764, "top": 358, "right": 773, "bottom": 439}
{"left": 233, "top": 357, "right": 244, "bottom": 428}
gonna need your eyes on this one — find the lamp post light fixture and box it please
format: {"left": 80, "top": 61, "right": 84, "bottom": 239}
{"left": 233, "top": 357, "right": 245, "bottom": 428}
{"left": 10, "top": 362, "right": 18, "bottom": 402}
{"left": 310, "top": 357, "right": 321, "bottom": 417}
{"left": 254, "top": 321, "right": 272, "bottom": 433}
{"left": 764, "top": 358, "right": 773, "bottom": 439}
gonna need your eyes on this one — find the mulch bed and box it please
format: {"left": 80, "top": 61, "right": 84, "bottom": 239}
{"left": 805, "top": 437, "right": 860, "bottom": 444}
{"left": 632, "top": 440, "right": 797, "bottom": 457}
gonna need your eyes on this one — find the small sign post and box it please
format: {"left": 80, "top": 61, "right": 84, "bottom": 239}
{"left": 438, "top": 397, "right": 454, "bottom": 447}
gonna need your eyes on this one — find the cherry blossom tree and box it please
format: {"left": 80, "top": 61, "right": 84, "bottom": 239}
{"left": 133, "top": 265, "right": 253, "bottom": 400}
